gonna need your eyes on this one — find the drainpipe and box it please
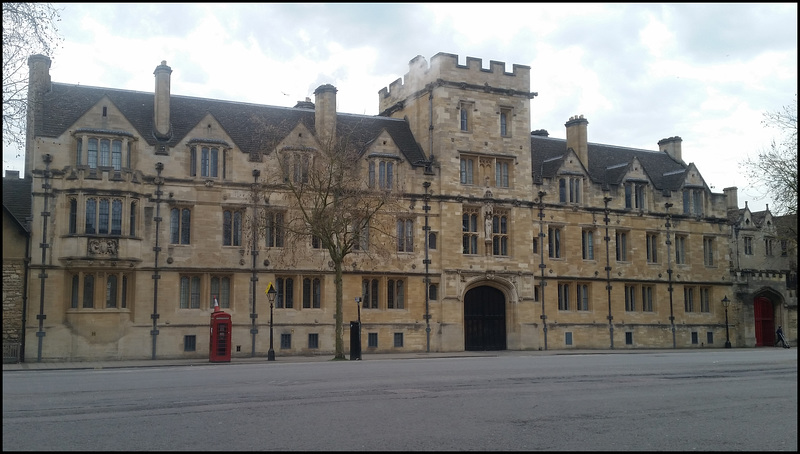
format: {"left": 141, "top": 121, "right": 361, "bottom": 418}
{"left": 603, "top": 193, "right": 614, "bottom": 349}
{"left": 151, "top": 162, "right": 164, "bottom": 359}
{"left": 35, "top": 154, "right": 53, "bottom": 361}
{"left": 537, "top": 190, "right": 548, "bottom": 350}
{"left": 665, "top": 202, "right": 676, "bottom": 349}
{"left": 251, "top": 169, "right": 261, "bottom": 357}
{"left": 423, "top": 181, "right": 432, "bottom": 352}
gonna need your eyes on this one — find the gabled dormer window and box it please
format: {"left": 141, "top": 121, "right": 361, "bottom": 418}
{"left": 368, "top": 158, "right": 397, "bottom": 190}
{"left": 559, "top": 177, "right": 582, "bottom": 204}
{"left": 190, "top": 146, "right": 223, "bottom": 178}
{"left": 683, "top": 188, "right": 704, "bottom": 216}
{"left": 76, "top": 133, "right": 132, "bottom": 172}
{"left": 625, "top": 182, "right": 646, "bottom": 210}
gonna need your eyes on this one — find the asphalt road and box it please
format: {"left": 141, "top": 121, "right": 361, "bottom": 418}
{"left": 3, "top": 349, "right": 797, "bottom": 451}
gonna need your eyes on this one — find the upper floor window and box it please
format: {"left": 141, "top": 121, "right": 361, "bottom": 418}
{"left": 492, "top": 211, "right": 509, "bottom": 256}
{"left": 387, "top": 279, "right": 405, "bottom": 309}
{"left": 557, "top": 282, "right": 570, "bottom": 311}
{"left": 699, "top": 287, "right": 710, "bottom": 313}
{"left": 780, "top": 239, "right": 789, "bottom": 257}
{"left": 548, "top": 226, "right": 563, "bottom": 258}
{"left": 459, "top": 101, "right": 473, "bottom": 132}
{"left": 576, "top": 283, "right": 589, "bottom": 311}
{"left": 683, "top": 286, "right": 695, "bottom": 313}
{"left": 179, "top": 275, "right": 202, "bottom": 309}
{"left": 222, "top": 209, "right": 243, "bottom": 246}
{"left": 625, "top": 284, "right": 637, "bottom": 311}
{"left": 190, "top": 146, "right": 224, "bottom": 178}
{"left": 77, "top": 136, "right": 129, "bottom": 171}
{"left": 615, "top": 230, "right": 629, "bottom": 261}
{"left": 265, "top": 211, "right": 285, "bottom": 248}
{"left": 170, "top": 207, "right": 191, "bottom": 244}
{"left": 743, "top": 236, "right": 753, "bottom": 255}
{"left": 625, "top": 183, "right": 646, "bottom": 210}
{"left": 276, "top": 276, "right": 294, "bottom": 309}
{"left": 369, "top": 159, "right": 395, "bottom": 190}
{"left": 559, "top": 177, "right": 581, "bottom": 204}
{"left": 642, "top": 285, "right": 654, "bottom": 312}
{"left": 703, "top": 237, "right": 715, "bottom": 266}
{"left": 352, "top": 220, "right": 370, "bottom": 251}
{"left": 462, "top": 208, "right": 479, "bottom": 254}
{"left": 282, "top": 152, "right": 310, "bottom": 184}
{"left": 646, "top": 232, "right": 659, "bottom": 263}
{"left": 460, "top": 156, "right": 475, "bottom": 185}
{"left": 683, "top": 188, "right": 704, "bottom": 216}
{"left": 495, "top": 160, "right": 510, "bottom": 188}
{"left": 397, "top": 218, "right": 414, "bottom": 252}
{"left": 499, "top": 108, "right": 512, "bottom": 137}
{"left": 765, "top": 238, "right": 775, "bottom": 256}
{"left": 302, "top": 277, "right": 322, "bottom": 309}
{"left": 582, "top": 228, "right": 594, "bottom": 260}
{"left": 675, "top": 235, "right": 687, "bottom": 265}
{"left": 84, "top": 197, "right": 123, "bottom": 235}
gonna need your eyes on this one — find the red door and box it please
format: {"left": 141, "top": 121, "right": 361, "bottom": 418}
{"left": 753, "top": 297, "right": 774, "bottom": 346}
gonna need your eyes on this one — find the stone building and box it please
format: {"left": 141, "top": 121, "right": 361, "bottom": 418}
{"left": 2, "top": 172, "right": 31, "bottom": 363}
{"left": 724, "top": 191, "right": 797, "bottom": 347}
{"left": 11, "top": 51, "right": 793, "bottom": 362}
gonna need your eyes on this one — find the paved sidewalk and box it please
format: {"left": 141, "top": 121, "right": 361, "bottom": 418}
{"left": 2, "top": 348, "right": 719, "bottom": 371}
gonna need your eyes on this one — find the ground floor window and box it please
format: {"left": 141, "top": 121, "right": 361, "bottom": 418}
{"left": 69, "top": 271, "right": 131, "bottom": 310}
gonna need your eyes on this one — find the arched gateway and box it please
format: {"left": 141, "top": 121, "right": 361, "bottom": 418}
{"left": 753, "top": 296, "right": 775, "bottom": 346}
{"left": 464, "top": 286, "right": 507, "bottom": 351}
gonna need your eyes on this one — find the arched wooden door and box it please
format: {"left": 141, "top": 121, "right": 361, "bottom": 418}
{"left": 464, "top": 286, "right": 506, "bottom": 351}
{"left": 753, "top": 297, "right": 774, "bottom": 346}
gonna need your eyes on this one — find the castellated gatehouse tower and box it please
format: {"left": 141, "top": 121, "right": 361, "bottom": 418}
{"left": 379, "top": 53, "right": 538, "bottom": 201}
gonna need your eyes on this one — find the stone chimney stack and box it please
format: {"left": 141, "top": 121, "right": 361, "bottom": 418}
{"left": 658, "top": 136, "right": 683, "bottom": 162}
{"left": 723, "top": 187, "right": 739, "bottom": 211}
{"left": 314, "top": 84, "right": 337, "bottom": 144}
{"left": 26, "top": 54, "right": 52, "bottom": 177}
{"left": 565, "top": 115, "right": 589, "bottom": 169}
{"left": 153, "top": 60, "right": 172, "bottom": 138}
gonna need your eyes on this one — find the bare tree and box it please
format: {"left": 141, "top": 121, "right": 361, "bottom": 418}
{"left": 274, "top": 121, "right": 404, "bottom": 359}
{"left": 741, "top": 95, "right": 798, "bottom": 216}
{"left": 3, "top": 3, "right": 63, "bottom": 152}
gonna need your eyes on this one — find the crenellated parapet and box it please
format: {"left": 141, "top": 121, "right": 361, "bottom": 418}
{"left": 379, "top": 52, "right": 533, "bottom": 114}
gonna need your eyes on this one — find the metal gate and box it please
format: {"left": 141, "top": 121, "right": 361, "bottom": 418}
{"left": 754, "top": 296, "right": 774, "bottom": 346}
{"left": 464, "top": 286, "right": 506, "bottom": 351}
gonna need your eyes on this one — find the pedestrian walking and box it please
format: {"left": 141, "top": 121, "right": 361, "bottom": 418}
{"left": 775, "top": 326, "right": 789, "bottom": 348}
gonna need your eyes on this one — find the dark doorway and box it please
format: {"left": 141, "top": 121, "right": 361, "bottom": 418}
{"left": 464, "top": 286, "right": 506, "bottom": 351}
{"left": 754, "top": 296, "right": 775, "bottom": 346}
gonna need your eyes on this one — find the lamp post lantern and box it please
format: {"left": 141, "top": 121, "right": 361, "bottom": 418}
{"left": 267, "top": 285, "right": 276, "bottom": 360}
{"left": 721, "top": 295, "right": 732, "bottom": 348}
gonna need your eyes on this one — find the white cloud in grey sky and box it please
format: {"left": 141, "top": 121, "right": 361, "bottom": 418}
{"left": 4, "top": 3, "right": 796, "bottom": 213}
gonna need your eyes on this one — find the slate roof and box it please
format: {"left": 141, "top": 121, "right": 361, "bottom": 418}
{"left": 37, "top": 83, "right": 427, "bottom": 166}
{"left": 531, "top": 134, "right": 689, "bottom": 191}
{"left": 2, "top": 174, "right": 32, "bottom": 233}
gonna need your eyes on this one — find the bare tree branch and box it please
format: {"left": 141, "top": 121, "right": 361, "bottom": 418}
{"left": 2, "top": 3, "right": 63, "bottom": 151}
{"left": 740, "top": 95, "right": 798, "bottom": 216}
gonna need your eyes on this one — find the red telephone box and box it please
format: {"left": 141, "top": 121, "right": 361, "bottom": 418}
{"left": 210, "top": 305, "right": 232, "bottom": 362}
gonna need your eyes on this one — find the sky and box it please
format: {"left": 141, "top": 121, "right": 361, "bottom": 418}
{"left": 4, "top": 3, "right": 797, "bottom": 213}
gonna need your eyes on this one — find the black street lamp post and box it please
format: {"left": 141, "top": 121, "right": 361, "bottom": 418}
{"left": 722, "top": 295, "right": 732, "bottom": 348}
{"left": 267, "top": 285, "right": 276, "bottom": 360}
